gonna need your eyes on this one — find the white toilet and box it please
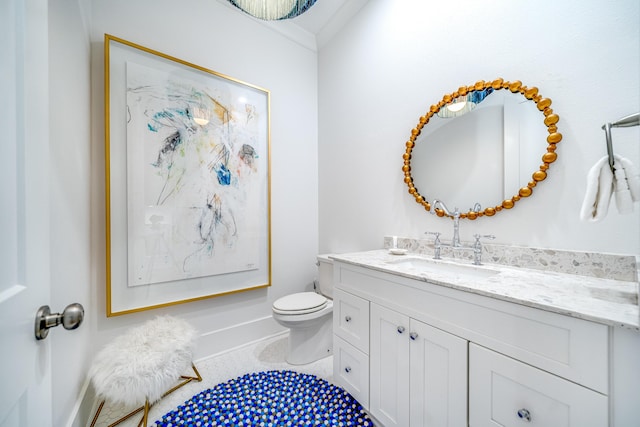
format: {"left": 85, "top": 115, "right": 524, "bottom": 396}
{"left": 272, "top": 255, "right": 334, "bottom": 365}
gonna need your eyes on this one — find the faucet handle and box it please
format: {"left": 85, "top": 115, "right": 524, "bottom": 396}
{"left": 425, "top": 231, "right": 441, "bottom": 243}
{"left": 473, "top": 234, "right": 496, "bottom": 245}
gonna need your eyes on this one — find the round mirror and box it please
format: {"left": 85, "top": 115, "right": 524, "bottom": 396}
{"left": 403, "top": 78, "right": 562, "bottom": 220}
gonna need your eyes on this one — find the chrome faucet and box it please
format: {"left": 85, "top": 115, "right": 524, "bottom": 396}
{"left": 427, "top": 200, "right": 496, "bottom": 265}
{"left": 430, "top": 199, "right": 461, "bottom": 247}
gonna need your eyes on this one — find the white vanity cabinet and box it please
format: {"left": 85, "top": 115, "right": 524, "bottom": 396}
{"left": 331, "top": 260, "right": 611, "bottom": 427}
{"left": 370, "top": 303, "right": 467, "bottom": 427}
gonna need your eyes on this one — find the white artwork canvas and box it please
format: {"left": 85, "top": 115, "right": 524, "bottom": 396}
{"left": 125, "top": 61, "right": 266, "bottom": 287}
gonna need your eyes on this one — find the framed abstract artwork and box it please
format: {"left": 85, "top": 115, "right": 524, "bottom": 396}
{"left": 104, "top": 34, "right": 271, "bottom": 316}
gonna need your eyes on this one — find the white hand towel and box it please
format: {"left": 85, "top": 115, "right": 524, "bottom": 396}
{"left": 615, "top": 155, "right": 640, "bottom": 202}
{"left": 580, "top": 156, "right": 613, "bottom": 222}
{"left": 613, "top": 167, "right": 633, "bottom": 214}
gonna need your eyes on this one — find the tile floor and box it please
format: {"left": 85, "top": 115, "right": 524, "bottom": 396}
{"left": 89, "top": 333, "right": 334, "bottom": 426}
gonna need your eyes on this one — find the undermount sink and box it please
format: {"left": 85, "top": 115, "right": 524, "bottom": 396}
{"left": 386, "top": 256, "right": 500, "bottom": 280}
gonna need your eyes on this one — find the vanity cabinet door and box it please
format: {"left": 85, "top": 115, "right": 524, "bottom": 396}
{"left": 410, "top": 319, "right": 468, "bottom": 427}
{"left": 370, "top": 303, "right": 410, "bottom": 427}
{"left": 370, "top": 303, "right": 468, "bottom": 427}
{"left": 469, "top": 344, "right": 608, "bottom": 427}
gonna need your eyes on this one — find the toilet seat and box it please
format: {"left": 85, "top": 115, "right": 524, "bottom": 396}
{"left": 273, "top": 292, "right": 328, "bottom": 315}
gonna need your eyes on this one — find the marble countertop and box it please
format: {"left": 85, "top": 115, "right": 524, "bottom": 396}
{"left": 330, "top": 250, "right": 640, "bottom": 331}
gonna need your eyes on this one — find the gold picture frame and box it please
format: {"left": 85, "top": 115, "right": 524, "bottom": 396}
{"left": 104, "top": 34, "right": 271, "bottom": 316}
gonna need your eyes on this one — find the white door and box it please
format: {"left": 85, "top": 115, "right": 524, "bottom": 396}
{"left": 370, "top": 303, "right": 410, "bottom": 427}
{"left": 0, "top": 0, "right": 52, "bottom": 426}
{"left": 409, "top": 319, "right": 468, "bottom": 427}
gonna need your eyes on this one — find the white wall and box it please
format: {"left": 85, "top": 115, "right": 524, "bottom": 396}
{"left": 87, "top": 0, "right": 319, "bottom": 343}
{"left": 49, "top": 0, "right": 319, "bottom": 423}
{"left": 318, "top": 0, "right": 640, "bottom": 257}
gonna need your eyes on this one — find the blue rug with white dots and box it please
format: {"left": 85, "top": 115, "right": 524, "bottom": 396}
{"left": 156, "top": 370, "right": 374, "bottom": 426}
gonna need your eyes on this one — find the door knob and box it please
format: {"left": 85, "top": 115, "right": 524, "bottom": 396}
{"left": 35, "top": 303, "right": 84, "bottom": 340}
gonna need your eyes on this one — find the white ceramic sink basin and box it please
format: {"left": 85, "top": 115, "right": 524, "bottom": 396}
{"left": 386, "top": 256, "right": 500, "bottom": 280}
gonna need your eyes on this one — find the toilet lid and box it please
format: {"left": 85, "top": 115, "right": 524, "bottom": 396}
{"left": 273, "top": 292, "right": 328, "bottom": 315}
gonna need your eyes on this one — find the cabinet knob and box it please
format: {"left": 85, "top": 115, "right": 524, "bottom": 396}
{"left": 345, "top": 315, "right": 352, "bottom": 322}
{"left": 409, "top": 332, "right": 418, "bottom": 340}
{"left": 344, "top": 366, "right": 351, "bottom": 373}
{"left": 517, "top": 408, "right": 531, "bottom": 422}
{"left": 397, "top": 326, "right": 405, "bottom": 334}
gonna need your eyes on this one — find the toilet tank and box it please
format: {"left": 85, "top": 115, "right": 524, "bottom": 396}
{"left": 316, "top": 254, "right": 334, "bottom": 299}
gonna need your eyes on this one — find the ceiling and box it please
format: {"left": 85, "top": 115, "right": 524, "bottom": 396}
{"left": 292, "top": 0, "right": 368, "bottom": 49}
{"left": 220, "top": 0, "right": 369, "bottom": 50}
{"left": 290, "top": 0, "right": 361, "bottom": 35}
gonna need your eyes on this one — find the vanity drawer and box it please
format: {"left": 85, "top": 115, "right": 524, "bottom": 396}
{"left": 333, "top": 288, "right": 369, "bottom": 354}
{"left": 469, "top": 344, "right": 607, "bottom": 427}
{"left": 334, "top": 335, "right": 369, "bottom": 409}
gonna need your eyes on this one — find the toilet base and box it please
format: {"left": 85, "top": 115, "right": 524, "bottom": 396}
{"left": 285, "top": 314, "right": 333, "bottom": 365}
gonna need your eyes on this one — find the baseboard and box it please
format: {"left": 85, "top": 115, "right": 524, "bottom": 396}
{"left": 65, "top": 375, "right": 94, "bottom": 427}
{"left": 194, "top": 315, "right": 286, "bottom": 360}
{"left": 68, "top": 315, "right": 285, "bottom": 426}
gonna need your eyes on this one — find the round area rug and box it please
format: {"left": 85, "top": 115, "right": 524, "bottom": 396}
{"left": 156, "top": 370, "right": 373, "bottom": 426}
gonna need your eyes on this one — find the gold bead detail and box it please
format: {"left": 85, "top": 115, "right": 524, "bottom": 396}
{"left": 519, "top": 187, "right": 533, "bottom": 197}
{"left": 502, "top": 199, "right": 514, "bottom": 209}
{"left": 524, "top": 87, "right": 539, "bottom": 99}
{"left": 544, "top": 114, "right": 559, "bottom": 126}
{"left": 509, "top": 81, "right": 522, "bottom": 92}
{"left": 537, "top": 98, "right": 552, "bottom": 110}
{"left": 533, "top": 170, "right": 547, "bottom": 181}
{"left": 542, "top": 152, "right": 557, "bottom": 163}
{"left": 547, "top": 132, "right": 562, "bottom": 143}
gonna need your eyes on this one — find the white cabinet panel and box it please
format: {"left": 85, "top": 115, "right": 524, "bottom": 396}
{"left": 333, "top": 288, "right": 370, "bottom": 353}
{"left": 469, "top": 344, "right": 608, "bottom": 427}
{"left": 333, "top": 335, "right": 369, "bottom": 408}
{"left": 410, "top": 320, "right": 468, "bottom": 427}
{"left": 370, "top": 303, "right": 410, "bottom": 427}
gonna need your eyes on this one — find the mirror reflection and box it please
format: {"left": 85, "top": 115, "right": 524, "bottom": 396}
{"left": 403, "top": 79, "right": 562, "bottom": 220}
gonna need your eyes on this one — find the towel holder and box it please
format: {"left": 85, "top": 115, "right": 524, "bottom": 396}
{"left": 601, "top": 112, "right": 640, "bottom": 171}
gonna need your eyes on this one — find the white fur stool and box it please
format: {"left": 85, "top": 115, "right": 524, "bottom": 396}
{"left": 88, "top": 316, "right": 201, "bottom": 427}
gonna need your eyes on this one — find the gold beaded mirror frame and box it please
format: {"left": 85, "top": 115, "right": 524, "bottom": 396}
{"left": 403, "top": 78, "right": 562, "bottom": 220}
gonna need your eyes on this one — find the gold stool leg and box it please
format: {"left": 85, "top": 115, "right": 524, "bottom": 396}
{"left": 108, "top": 406, "right": 144, "bottom": 427}
{"left": 137, "top": 399, "right": 150, "bottom": 427}
{"left": 89, "top": 400, "right": 105, "bottom": 427}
